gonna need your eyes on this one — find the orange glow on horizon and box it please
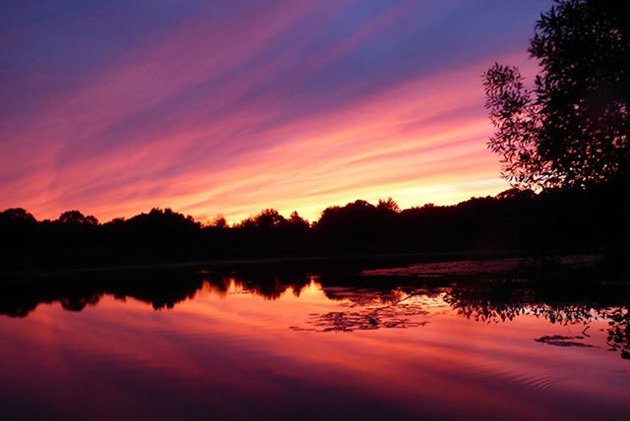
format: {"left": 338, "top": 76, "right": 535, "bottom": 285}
{"left": 1, "top": 56, "right": 536, "bottom": 224}
{"left": 0, "top": 2, "right": 545, "bottom": 224}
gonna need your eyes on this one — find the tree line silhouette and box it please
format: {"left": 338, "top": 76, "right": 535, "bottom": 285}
{"left": 1, "top": 181, "right": 627, "bottom": 270}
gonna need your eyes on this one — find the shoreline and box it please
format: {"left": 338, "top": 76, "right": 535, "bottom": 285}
{"left": 1, "top": 249, "right": 604, "bottom": 280}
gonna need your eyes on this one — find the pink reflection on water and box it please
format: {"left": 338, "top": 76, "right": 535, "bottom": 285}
{"left": 0, "top": 280, "right": 629, "bottom": 419}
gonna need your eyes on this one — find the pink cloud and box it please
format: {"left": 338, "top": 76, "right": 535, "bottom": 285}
{"left": 0, "top": 1, "right": 542, "bottom": 223}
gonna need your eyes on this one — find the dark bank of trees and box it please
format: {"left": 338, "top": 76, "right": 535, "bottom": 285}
{"left": 1, "top": 182, "right": 627, "bottom": 270}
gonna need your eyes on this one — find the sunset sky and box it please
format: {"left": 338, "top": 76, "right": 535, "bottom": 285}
{"left": 1, "top": 0, "right": 550, "bottom": 223}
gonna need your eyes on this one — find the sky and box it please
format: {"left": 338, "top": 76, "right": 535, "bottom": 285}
{"left": 0, "top": 0, "right": 551, "bottom": 223}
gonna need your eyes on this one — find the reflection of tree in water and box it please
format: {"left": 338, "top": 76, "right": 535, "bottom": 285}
{"left": 292, "top": 291, "right": 430, "bottom": 332}
{"left": 606, "top": 307, "right": 630, "bottom": 359}
{"left": 60, "top": 293, "right": 102, "bottom": 312}
{"left": 236, "top": 275, "right": 311, "bottom": 301}
{"left": 2, "top": 263, "right": 629, "bottom": 360}
{"left": 200, "top": 265, "right": 316, "bottom": 301}
{"left": 0, "top": 270, "right": 206, "bottom": 317}
{"left": 444, "top": 283, "right": 596, "bottom": 325}
{"left": 0, "top": 265, "right": 325, "bottom": 318}
{"left": 534, "top": 335, "right": 595, "bottom": 348}
{"left": 443, "top": 281, "right": 630, "bottom": 360}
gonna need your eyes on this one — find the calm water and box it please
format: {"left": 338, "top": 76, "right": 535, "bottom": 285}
{"left": 1, "top": 257, "right": 629, "bottom": 420}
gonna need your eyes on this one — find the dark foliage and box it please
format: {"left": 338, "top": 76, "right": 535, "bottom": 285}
{"left": 1, "top": 261, "right": 628, "bottom": 359}
{"left": 484, "top": 0, "right": 630, "bottom": 189}
{"left": 0, "top": 182, "right": 627, "bottom": 270}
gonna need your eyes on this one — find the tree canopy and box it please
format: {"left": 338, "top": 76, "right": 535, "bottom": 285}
{"left": 484, "top": 0, "right": 630, "bottom": 189}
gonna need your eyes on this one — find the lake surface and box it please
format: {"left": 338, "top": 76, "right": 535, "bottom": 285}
{"left": 1, "top": 256, "right": 629, "bottom": 420}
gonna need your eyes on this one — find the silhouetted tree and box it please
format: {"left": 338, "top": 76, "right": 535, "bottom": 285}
{"left": 288, "top": 211, "right": 309, "bottom": 229}
{"left": 253, "top": 209, "right": 286, "bottom": 230}
{"left": 0, "top": 208, "right": 36, "bottom": 224}
{"left": 57, "top": 210, "right": 99, "bottom": 225}
{"left": 123, "top": 208, "right": 200, "bottom": 238}
{"left": 0, "top": 185, "right": 626, "bottom": 268}
{"left": 212, "top": 215, "right": 228, "bottom": 229}
{"left": 495, "top": 188, "right": 537, "bottom": 201}
{"left": 484, "top": 0, "right": 630, "bottom": 189}
{"left": 377, "top": 197, "right": 400, "bottom": 213}
{"left": 0, "top": 208, "right": 37, "bottom": 250}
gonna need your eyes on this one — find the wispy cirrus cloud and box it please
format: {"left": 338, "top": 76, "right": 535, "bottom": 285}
{"left": 0, "top": 0, "right": 550, "bottom": 222}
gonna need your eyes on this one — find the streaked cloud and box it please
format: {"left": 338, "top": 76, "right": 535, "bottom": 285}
{"left": 0, "top": 0, "right": 551, "bottom": 222}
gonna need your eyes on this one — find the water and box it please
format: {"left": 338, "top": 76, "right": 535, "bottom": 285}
{"left": 1, "top": 257, "right": 629, "bottom": 419}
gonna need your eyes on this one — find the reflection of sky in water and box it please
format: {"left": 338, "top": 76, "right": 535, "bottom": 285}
{"left": 0, "top": 278, "right": 629, "bottom": 419}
